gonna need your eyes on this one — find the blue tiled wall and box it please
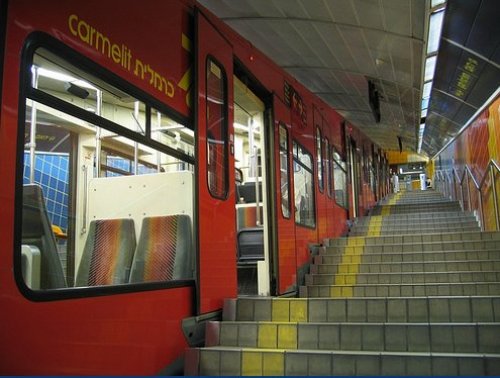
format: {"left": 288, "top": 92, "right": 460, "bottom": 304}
{"left": 23, "top": 152, "right": 69, "bottom": 232}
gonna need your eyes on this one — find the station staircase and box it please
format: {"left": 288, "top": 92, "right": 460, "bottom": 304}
{"left": 185, "top": 189, "right": 500, "bottom": 375}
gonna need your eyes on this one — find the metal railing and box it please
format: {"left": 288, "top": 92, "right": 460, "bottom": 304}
{"left": 434, "top": 159, "right": 500, "bottom": 231}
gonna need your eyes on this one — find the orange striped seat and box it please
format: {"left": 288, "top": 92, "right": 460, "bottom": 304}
{"left": 75, "top": 218, "right": 136, "bottom": 286}
{"left": 129, "top": 215, "right": 193, "bottom": 283}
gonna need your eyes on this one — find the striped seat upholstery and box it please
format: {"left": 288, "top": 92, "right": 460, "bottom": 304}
{"left": 129, "top": 215, "right": 193, "bottom": 283}
{"left": 236, "top": 204, "right": 263, "bottom": 230}
{"left": 76, "top": 218, "right": 136, "bottom": 286}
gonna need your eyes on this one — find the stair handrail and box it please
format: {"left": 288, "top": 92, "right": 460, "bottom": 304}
{"left": 434, "top": 158, "right": 500, "bottom": 231}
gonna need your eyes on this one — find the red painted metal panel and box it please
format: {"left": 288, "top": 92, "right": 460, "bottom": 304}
{"left": 195, "top": 8, "right": 237, "bottom": 313}
{"left": 0, "top": 1, "right": 195, "bottom": 374}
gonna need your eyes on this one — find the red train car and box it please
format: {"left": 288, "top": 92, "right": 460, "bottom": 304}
{"left": 0, "top": 0, "right": 388, "bottom": 374}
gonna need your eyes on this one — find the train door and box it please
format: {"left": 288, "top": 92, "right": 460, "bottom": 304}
{"left": 272, "top": 95, "right": 297, "bottom": 294}
{"left": 233, "top": 75, "right": 271, "bottom": 295}
{"left": 195, "top": 9, "right": 236, "bottom": 313}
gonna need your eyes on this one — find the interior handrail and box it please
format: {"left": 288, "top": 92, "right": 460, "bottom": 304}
{"left": 434, "top": 158, "right": 500, "bottom": 231}
{"left": 452, "top": 168, "right": 461, "bottom": 183}
{"left": 437, "top": 160, "right": 499, "bottom": 192}
{"left": 463, "top": 165, "right": 480, "bottom": 190}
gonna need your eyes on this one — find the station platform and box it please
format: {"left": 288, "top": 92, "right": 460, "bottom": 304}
{"left": 186, "top": 190, "right": 500, "bottom": 376}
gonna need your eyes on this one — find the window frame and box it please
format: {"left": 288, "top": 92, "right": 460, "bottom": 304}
{"left": 332, "top": 147, "right": 348, "bottom": 209}
{"left": 324, "top": 137, "right": 333, "bottom": 199}
{"left": 278, "top": 123, "right": 291, "bottom": 219}
{"left": 292, "top": 140, "right": 316, "bottom": 229}
{"left": 15, "top": 32, "right": 196, "bottom": 301}
{"left": 205, "top": 56, "right": 229, "bottom": 200}
{"left": 315, "top": 127, "right": 324, "bottom": 193}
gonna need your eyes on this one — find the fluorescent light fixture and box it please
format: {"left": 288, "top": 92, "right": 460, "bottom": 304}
{"left": 35, "top": 66, "right": 98, "bottom": 90}
{"left": 427, "top": 10, "right": 445, "bottom": 54}
{"left": 424, "top": 56, "right": 437, "bottom": 82}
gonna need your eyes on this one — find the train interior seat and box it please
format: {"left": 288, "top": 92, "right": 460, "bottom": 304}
{"left": 129, "top": 215, "right": 194, "bottom": 282}
{"left": 236, "top": 181, "right": 262, "bottom": 204}
{"left": 75, "top": 218, "right": 136, "bottom": 286}
{"left": 22, "top": 184, "right": 67, "bottom": 289}
{"left": 237, "top": 227, "right": 264, "bottom": 263}
{"left": 236, "top": 205, "right": 264, "bottom": 230}
{"left": 235, "top": 182, "right": 265, "bottom": 264}
{"left": 21, "top": 244, "right": 41, "bottom": 289}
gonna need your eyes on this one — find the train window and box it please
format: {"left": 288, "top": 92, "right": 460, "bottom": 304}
{"left": 152, "top": 108, "right": 195, "bottom": 160}
{"left": 279, "top": 124, "right": 290, "bottom": 218}
{"left": 315, "top": 127, "right": 324, "bottom": 193}
{"left": 100, "top": 147, "right": 158, "bottom": 177}
{"left": 332, "top": 149, "right": 348, "bottom": 208}
{"left": 293, "top": 141, "right": 316, "bottom": 228}
{"left": 206, "top": 58, "right": 228, "bottom": 199}
{"left": 33, "top": 49, "right": 147, "bottom": 136}
{"left": 19, "top": 43, "right": 195, "bottom": 295}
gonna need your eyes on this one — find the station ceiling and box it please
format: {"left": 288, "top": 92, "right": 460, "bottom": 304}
{"left": 198, "top": 0, "right": 500, "bottom": 158}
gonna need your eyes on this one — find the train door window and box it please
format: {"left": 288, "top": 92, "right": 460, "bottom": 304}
{"left": 206, "top": 58, "right": 228, "bottom": 199}
{"left": 324, "top": 137, "right": 332, "bottom": 199}
{"left": 279, "top": 123, "right": 290, "bottom": 218}
{"left": 293, "top": 141, "right": 315, "bottom": 228}
{"left": 19, "top": 42, "right": 195, "bottom": 295}
{"left": 315, "top": 127, "right": 324, "bottom": 193}
{"left": 332, "top": 148, "right": 348, "bottom": 208}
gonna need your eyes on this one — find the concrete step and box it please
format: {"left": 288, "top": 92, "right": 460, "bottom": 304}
{"left": 315, "top": 249, "right": 500, "bottom": 264}
{"left": 300, "top": 281, "right": 500, "bottom": 297}
{"left": 349, "top": 226, "right": 480, "bottom": 236}
{"left": 206, "top": 320, "right": 500, "bottom": 354}
{"left": 310, "top": 259, "right": 500, "bottom": 274}
{"left": 357, "top": 211, "right": 476, "bottom": 220}
{"left": 324, "top": 239, "right": 500, "bottom": 254}
{"left": 185, "top": 347, "right": 500, "bottom": 375}
{"left": 351, "top": 218, "right": 478, "bottom": 229}
{"left": 359, "top": 210, "right": 475, "bottom": 220}
{"left": 305, "top": 271, "right": 500, "bottom": 286}
{"left": 352, "top": 218, "right": 478, "bottom": 227}
{"left": 223, "top": 297, "right": 500, "bottom": 323}
{"left": 370, "top": 204, "right": 461, "bottom": 215}
{"left": 326, "top": 231, "right": 500, "bottom": 246}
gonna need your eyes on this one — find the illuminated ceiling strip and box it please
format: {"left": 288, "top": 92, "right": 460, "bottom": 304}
{"left": 427, "top": 10, "right": 445, "bottom": 54}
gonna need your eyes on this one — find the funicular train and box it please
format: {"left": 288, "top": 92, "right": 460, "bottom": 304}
{"left": 0, "top": 0, "right": 390, "bottom": 374}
